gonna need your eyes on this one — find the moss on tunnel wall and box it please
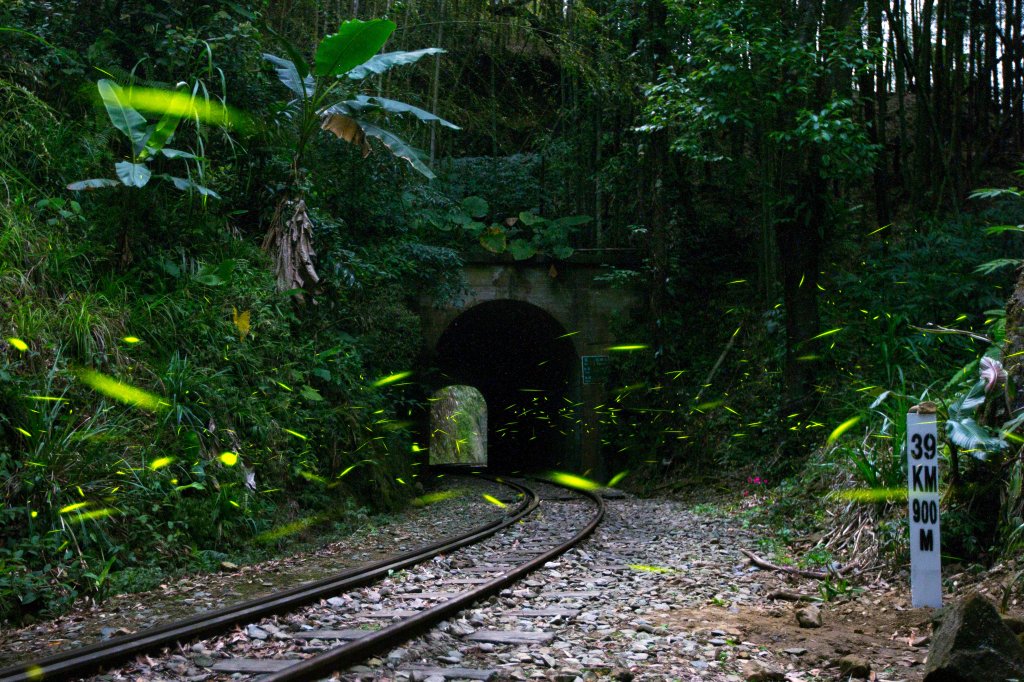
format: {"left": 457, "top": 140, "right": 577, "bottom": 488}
{"left": 429, "top": 385, "right": 487, "bottom": 466}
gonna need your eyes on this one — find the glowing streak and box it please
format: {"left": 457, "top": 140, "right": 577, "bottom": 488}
{"left": 607, "top": 470, "right": 629, "bottom": 487}
{"left": 118, "top": 86, "right": 248, "bottom": 128}
{"left": 122, "top": 336, "right": 141, "bottom": 343}
{"left": 826, "top": 416, "right": 861, "bottom": 445}
{"left": 24, "top": 395, "right": 67, "bottom": 401}
{"left": 629, "top": 564, "right": 674, "bottom": 573}
{"left": 482, "top": 493, "right": 507, "bottom": 508}
{"left": 807, "top": 327, "right": 843, "bottom": 342}
{"left": 284, "top": 429, "right": 308, "bottom": 440}
{"left": 16, "top": 427, "right": 30, "bottom": 437}
{"left": 59, "top": 502, "right": 90, "bottom": 513}
{"left": 7, "top": 337, "right": 29, "bottom": 351}
{"left": 411, "top": 491, "right": 458, "bottom": 506}
{"left": 545, "top": 471, "right": 603, "bottom": 491}
{"left": 866, "top": 223, "right": 891, "bottom": 236}
{"left": 607, "top": 344, "right": 648, "bottom": 351}
{"left": 218, "top": 452, "right": 239, "bottom": 466}
{"left": 338, "top": 460, "right": 376, "bottom": 477}
{"left": 834, "top": 488, "right": 907, "bottom": 502}
{"left": 256, "top": 515, "right": 323, "bottom": 542}
{"left": 372, "top": 371, "right": 413, "bottom": 387}
{"left": 74, "top": 508, "right": 117, "bottom": 521}
{"left": 150, "top": 456, "right": 174, "bottom": 470}
{"left": 77, "top": 369, "right": 168, "bottom": 412}
{"left": 555, "top": 331, "right": 580, "bottom": 339}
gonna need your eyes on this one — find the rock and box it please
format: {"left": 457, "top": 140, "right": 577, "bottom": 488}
{"left": 796, "top": 604, "right": 822, "bottom": 628}
{"left": 837, "top": 655, "right": 871, "bottom": 679}
{"left": 192, "top": 655, "right": 214, "bottom": 668}
{"left": 219, "top": 561, "right": 239, "bottom": 571}
{"left": 245, "top": 624, "right": 270, "bottom": 640}
{"left": 741, "top": 659, "right": 786, "bottom": 682}
{"left": 924, "top": 592, "right": 1024, "bottom": 682}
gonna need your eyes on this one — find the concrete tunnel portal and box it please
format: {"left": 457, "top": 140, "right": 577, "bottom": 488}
{"left": 434, "top": 300, "right": 580, "bottom": 472}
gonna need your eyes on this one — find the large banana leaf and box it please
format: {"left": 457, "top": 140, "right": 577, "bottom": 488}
{"left": 946, "top": 416, "right": 1006, "bottom": 456}
{"left": 67, "top": 178, "right": 120, "bottom": 190}
{"left": 159, "top": 148, "right": 198, "bottom": 160}
{"left": 314, "top": 19, "right": 395, "bottom": 77}
{"left": 321, "top": 101, "right": 363, "bottom": 116}
{"left": 115, "top": 161, "right": 152, "bottom": 188}
{"left": 947, "top": 379, "right": 986, "bottom": 419}
{"left": 353, "top": 95, "right": 459, "bottom": 129}
{"left": 137, "top": 111, "right": 181, "bottom": 161}
{"left": 97, "top": 79, "right": 149, "bottom": 156}
{"left": 357, "top": 121, "right": 434, "bottom": 178}
{"left": 167, "top": 176, "right": 221, "bottom": 198}
{"left": 263, "top": 54, "right": 314, "bottom": 99}
{"left": 347, "top": 48, "right": 445, "bottom": 79}
{"left": 320, "top": 113, "right": 371, "bottom": 157}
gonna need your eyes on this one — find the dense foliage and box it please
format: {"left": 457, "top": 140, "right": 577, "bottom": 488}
{"left": 2, "top": 0, "right": 1024, "bottom": 622}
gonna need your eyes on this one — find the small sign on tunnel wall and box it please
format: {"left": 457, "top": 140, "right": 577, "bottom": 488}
{"left": 582, "top": 355, "right": 610, "bottom": 385}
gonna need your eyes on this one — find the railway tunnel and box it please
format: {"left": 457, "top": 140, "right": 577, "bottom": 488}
{"left": 434, "top": 300, "right": 580, "bottom": 472}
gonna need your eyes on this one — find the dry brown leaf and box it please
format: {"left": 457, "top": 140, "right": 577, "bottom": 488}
{"left": 321, "top": 114, "right": 371, "bottom": 158}
{"left": 232, "top": 307, "right": 250, "bottom": 341}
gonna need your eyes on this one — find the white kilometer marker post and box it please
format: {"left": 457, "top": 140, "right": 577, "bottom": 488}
{"left": 907, "top": 410, "right": 942, "bottom": 608}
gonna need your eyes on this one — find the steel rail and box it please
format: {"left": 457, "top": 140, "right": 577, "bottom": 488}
{"left": 261, "top": 484, "right": 605, "bottom": 682}
{"left": 0, "top": 477, "right": 536, "bottom": 682}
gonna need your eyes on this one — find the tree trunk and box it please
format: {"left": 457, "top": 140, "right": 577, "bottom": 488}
{"left": 1004, "top": 267, "right": 1024, "bottom": 410}
{"left": 776, "top": 164, "right": 825, "bottom": 411}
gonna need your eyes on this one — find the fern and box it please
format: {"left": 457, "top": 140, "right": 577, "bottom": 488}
{"left": 975, "top": 258, "right": 1022, "bottom": 275}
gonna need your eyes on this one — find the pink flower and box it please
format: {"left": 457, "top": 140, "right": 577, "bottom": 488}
{"left": 981, "top": 356, "right": 1007, "bottom": 392}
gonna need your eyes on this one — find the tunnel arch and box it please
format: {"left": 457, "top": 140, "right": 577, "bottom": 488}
{"left": 433, "top": 300, "right": 580, "bottom": 472}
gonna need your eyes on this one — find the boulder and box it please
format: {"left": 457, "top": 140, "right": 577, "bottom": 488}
{"left": 924, "top": 593, "right": 1024, "bottom": 682}
{"left": 837, "top": 654, "right": 871, "bottom": 679}
{"left": 741, "top": 659, "right": 786, "bottom": 681}
{"left": 796, "top": 604, "right": 822, "bottom": 628}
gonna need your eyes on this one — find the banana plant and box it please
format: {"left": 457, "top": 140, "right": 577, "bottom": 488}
{"left": 67, "top": 79, "right": 219, "bottom": 265}
{"left": 68, "top": 79, "right": 218, "bottom": 197}
{"left": 262, "top": 18, "right": 458, "bottom": 293}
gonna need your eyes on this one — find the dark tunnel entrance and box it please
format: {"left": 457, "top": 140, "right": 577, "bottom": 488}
{"left": 434, "top": 300, "right": 579, "bottom": 472}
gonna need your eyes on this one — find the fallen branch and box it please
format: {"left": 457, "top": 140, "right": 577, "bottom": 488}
{"left": 739, "top": 548, "right": 844, "bottom": 579}
{"left": 910, "top": 322, "right": 992, "bottom": 344}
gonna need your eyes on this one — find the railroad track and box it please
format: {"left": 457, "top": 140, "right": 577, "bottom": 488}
{"left": 0, "top": 477, "right": 604, "bottom": 682}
